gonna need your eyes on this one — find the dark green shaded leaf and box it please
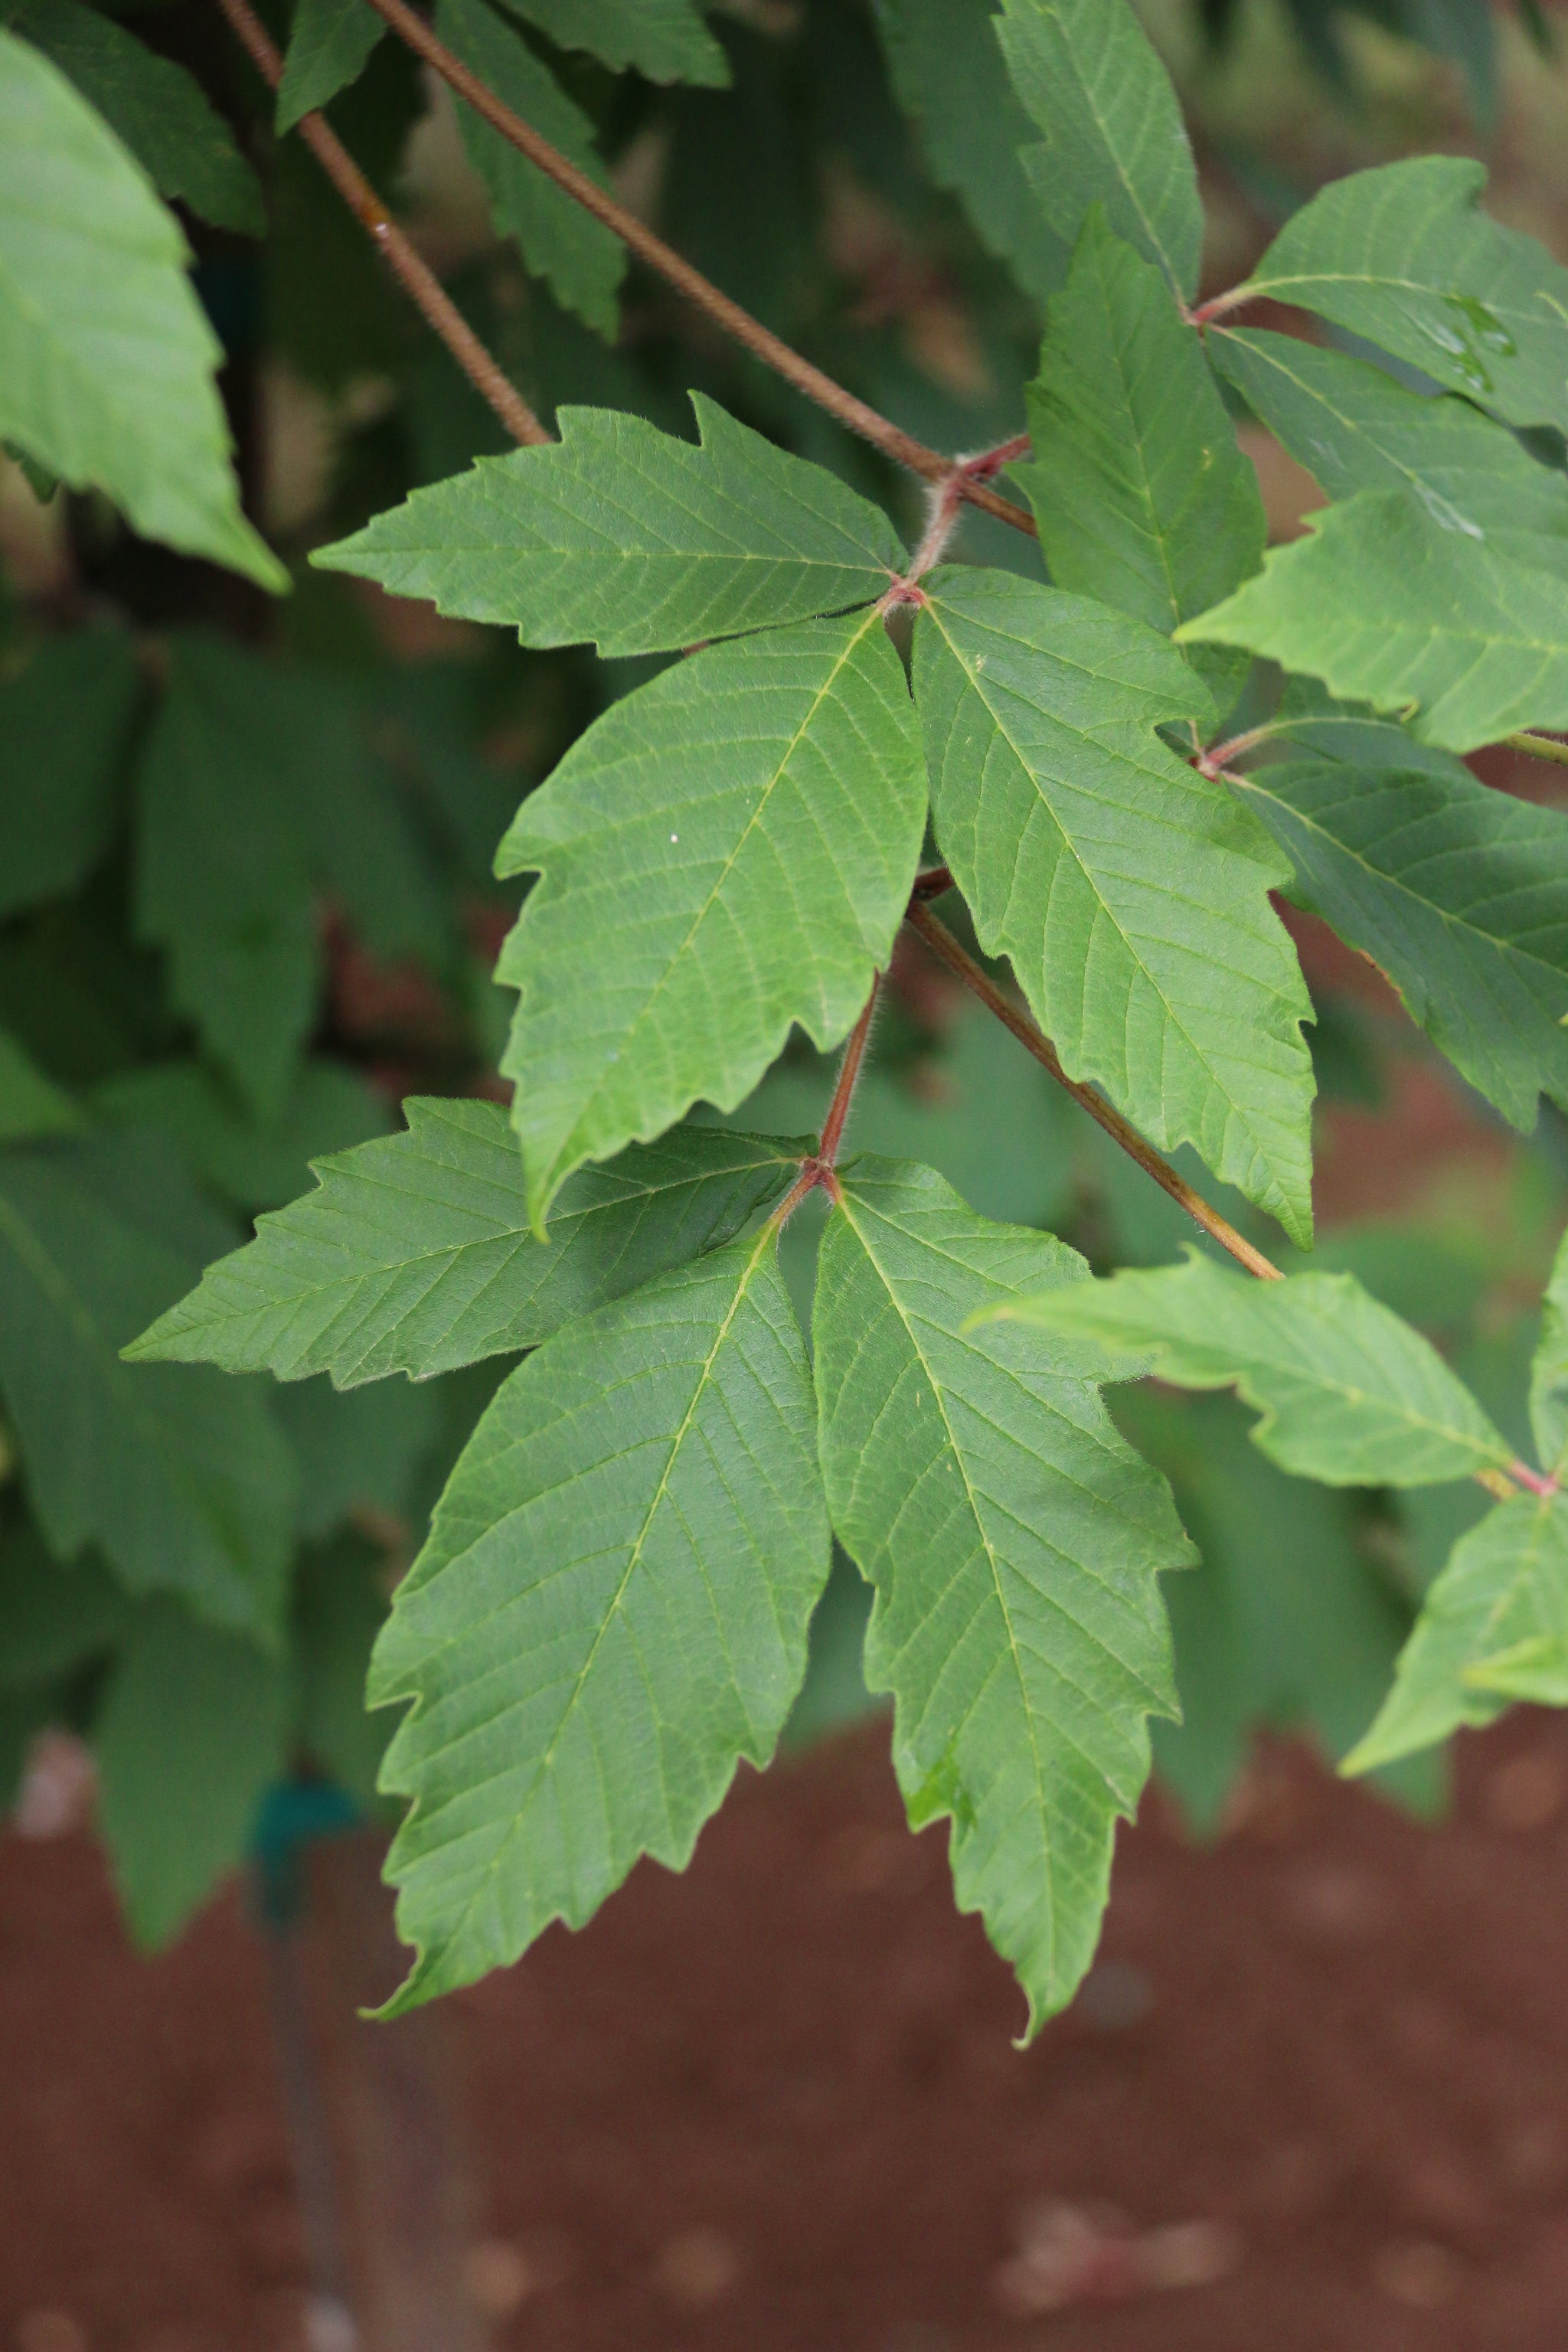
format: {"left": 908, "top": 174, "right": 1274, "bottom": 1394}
{"left": 504, "top": 0, "right": 728, "bottom": 83}
{"left": 0, "top": 628, "right": 142, "bottom": 920}
{"left": 94, "top": 1057, "right": 390, "bottom": 1214}
{"left": 276, "top": 0, "right": 385, "bottom": 132}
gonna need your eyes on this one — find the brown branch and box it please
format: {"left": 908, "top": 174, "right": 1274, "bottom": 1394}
{"left": 1507, "top": 730, "right": 1568, "bottom": 769}
{"left": 353, "top": 0, "right": 1036, "bottom": 537}
{"left": 214, "top": 0, "right": 549, "bottom": 450}
{"left": 905, "top": 898, "right": 1285, "bottom": 1282}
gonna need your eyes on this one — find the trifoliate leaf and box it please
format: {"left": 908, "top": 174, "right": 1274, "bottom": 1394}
{"left": 8, "top": 0, "right": 265, "bottom": 234}
{"left": 276, "top": 0, "right": 385, "bottom": 132}
{"left": 872, "top": 0, "right": 1068, "bottom": 300}
{"left": 915, "top": 567, "right": 1315, "bottom": 1242}
{"left": 1232, "top": 157, "right": 1568, "bottom": 437}
{"left": 0, "top": 32, "right": 284, "bottom": 586}
{"left": 133, "top": 638, "right": 320, "bottom": 1120}
{"left": 497, "top": 608, "right": 925, "bottom": 1230}
{"left": 1343, "top": 1491, "right": 1568, "bottom": 1769}
{"left": 1209, "top": 327, "right": 1568, "bottom": 581}
{"left": 95, "top": 1599, "right": 289, "bottom": 1944}
{"left": 505, "top": 0, "right": 729, "bottom": 84}
{"left": 371, "top": 1227, "right": 828, "bottom": 2011}
{"left": 0, "top": 1137, "right": 296, "bottom": 1635}
{"left": 988, "top": 1250, "right": 1514, "bottom": 1486}
{"left": 993, "top": 0, "right": 1202, "bottom": 301}
{"left": 0, "top": 627, "right": 142, "bottom": 920}
{"left": 1181, "top": 491, "right": 1568, "bottom": 753}
{"left": 1529, "top": 1225, "right": 1568, "bottom": 1478}
{"left": 0, "top": 1030, "right": 84, "bottom": 1142}
{"left": 1015, "top": 211, "right": 1264, "bottom": 701}
{"left": 433, "top": 0, "right": 625, "bottom": 338}
{"left": 316, "top": 394, "right": 908, "bottom": 653}
{"left": 129, "top": 1101, "right": 805, "bottom": 1387}
{"left": 1232, "top": 744, "right": 1568, "bottom": 1132}
{"left": 812, "top": 1159, "right": 1190, "bottom": 2030}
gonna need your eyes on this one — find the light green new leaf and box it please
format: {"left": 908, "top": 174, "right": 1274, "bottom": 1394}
{"left": 134, "top": 638, "right": 319, "bottom": 1119}
{"left": 496, "top": 607, "right": 926, "bottom": 1231}
{"left": 813, "top": 1160, "right": 1190, "bottom": 2030}
{"left": 1015, "top": 212, "right": 1264, "bottom": 700}
{"left": 434, "top": 0, "right": 625, "bottom": 338}
{"left": 1232, "top": 743, "right": 1568, "bottom": 1132}
{"left": 1210, "top": 328, "right": 1568, "bottom": 582}
{"left": 0, "top": 32, "right": 283, "bottom": 586}
{"left": 988, "top": 1250, "right": 1514, "bottom": 1487}
{"left": 0, "top": 1138, "right": 296, "bottom": 1635}
{"left": 505, "top": 0, "right": 728, "bottom": 83}
{"left": 993, "top": 0, "right": 1201, "bottom": 300}
{"left": 371, "top": 1227, "right": 828, "bottom": 2011}
{"left": 1180, "top": 492, "right": 1568, "bottom": 754}
{"left": 96, "top": 1599, "right": 289, "bottom": 1944}
{"left": 129, "top": 1101, "right": 805, "bottom": 1387}
{"left": 0, "top": 627, "right": 142, "bottom": 920}
{"left": 276, "top": 0, "right": 385, "bottom": 132}
{"left": 7, "top": 0, "right": 264, "bottom": 234}
{"left": 1233, "top": 157, "right": 1568, "bottom": 438}
{"left": 316, "top": 394, "right": 907, "bottom": 654}
{"left": 916, "top": 568, "right": 1315, "bottom": 1242}
{"left": 1528, "top": 1224, "right": 1568, "bottom": 1478}
{"left": 0, "top": 1029, "right": 84, "bottom": 1142}
{"left": 872, "top": 0, "right": 1067, "bottom": 300}
{"left": 1344, "top": 1492, "right": 1568, "bottom": 1769}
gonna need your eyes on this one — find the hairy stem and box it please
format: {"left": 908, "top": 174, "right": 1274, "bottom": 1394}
{"left": 1507, "top": 730, "right": 1568, "bottom": 769}
{"left": 353, "top": 0, "right": 1035, "bottom": 536}
{"left": 904, "top": 898, "right": 1285, "bottom": 1283}
{"left": 214, "top": 0, "right": 549, "bottom": 449}
{"left": 819, "top": 982, "right": 880, "bottom": 1167}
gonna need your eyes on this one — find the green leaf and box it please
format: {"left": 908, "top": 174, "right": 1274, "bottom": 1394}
{"left": 1528, "top": 1224, "right": 1568, "bottom": 1477}
{"left": 988, "top": 1250, "right": 1514, "bottom": 1486}
{"left": 134, "top": 638, "right": 320, "bottom": 1119}
{"left": 993, "top": 0, "right": 1202, "bottom": 300}
{"left": 295, "top": 1532, "right": 393, "bottom": 1805}
{"left": 433, "top": 0, "right": 625, "bottom": 338}
{"left": 0, "top": 1137, "right": 296, "bottom": 1635}
{"left": 1181, "top": 491, "right": 1568, "bottom": 754}
{"left": 276, "top": 0, "right": 386, "bottom": 132}
{"left": 915, "top": 568, "right": 1315, "bottom": 1243}
{"left": 129, "top": 1102, "right": 805, "bottom": 1385}
{"left": 1209, "top": 328, "right": 1568, "bottom": 581}
{"left": 0, "top": 1029, "right": 84, "bottom": 1142}
{"left": 1014, "top": 211, "right": 1264, "bottom": 701}
{"left": 1344, "top": 1491, "right": 1568, "bottom": 1769}
{"left": 0, "top": 31, "right": 284, "bottom": 586}
{"left": 0, "top": 1521, "right": 129, "bottom": 1684}
{"left": 1233, "top": 156, "right": 1568, "bottom": 438}
{"left": 1121, "top": 1388, "right": 1428, "bottom": 1829}
{"left": 94, "top": 1057, "right": 390, "bottom": 1215}
{"left": 812, "top": 1159, "right": 1190, "bottom": 2030}
{"left": 504, "top": 0, "right": 729, "bottom": 84}
{"left": 1231, "top": 743, "right": 1568, "bottom": 1132}
{"left": 276, "top": 1374, "right": 443, "bottom": 1538}
{"left": 371, "top": 1226, "right": 828, "bottom": 2011}
{"left": 871, "top": 0, "right": 1068, "bottom": 301}
{"left": 316, "top": 394, "right": 906, "bottom": 655}
{"left": 95, "top": 1599, "right": 289, "bottom": 1943}
{"left": 7, "top": 0, "right": 266, "bottom": 234}
{"left": 497, "top": 607, "right": 925, "bottom": 1230}
{"left": 0, "top": 627, "right": 142, "bottom": 920}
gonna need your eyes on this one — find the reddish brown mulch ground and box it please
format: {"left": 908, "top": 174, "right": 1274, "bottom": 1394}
{"left": 7, "top": 1713, "right": 1568, "bottom": 2352}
